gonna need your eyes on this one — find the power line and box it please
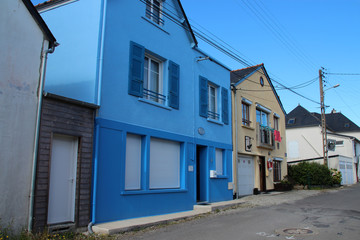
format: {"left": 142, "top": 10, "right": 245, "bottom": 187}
{"left": 325, "top": 73, "right": 360, "bottom": 76}
{"left": 141, "top": 0, "right": 321, "bottom": 105}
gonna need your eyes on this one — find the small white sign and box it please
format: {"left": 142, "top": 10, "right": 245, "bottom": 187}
{"left": 188, "top": 165, "right": 194, "bottom": 172}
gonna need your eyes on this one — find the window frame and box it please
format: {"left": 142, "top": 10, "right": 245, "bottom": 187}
{"left": 143, "top": 53, "right": 164, "bottom": 104}
{"left": 207, "top": 82, "right": 220, "bottom": 121}
{"left": 123, "top": 134, "right": 184, "bottom": 194}
{"left": 145, "top": 0, "right": 164, "bottom": 26}
{"left": 215, "top": 148, "right": 224, "bottom": 176}
{"left": 256, "top": 109, "right": 269, "bottom": 127}
{"left": 242, "top": 102, "right": 251, "bottom": 126}
{"left": 273, "top": 160, "right": 282, "bottom": 182}
{"left": 274, "top": 116, "right": 279, "bottom": 130}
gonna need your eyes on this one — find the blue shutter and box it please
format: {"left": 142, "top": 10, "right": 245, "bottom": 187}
{"left": 222, "top": 87, "right": 229, "bottom": 125}
{"left": 128, "top": 41, "right": 145, "bottom": 97}
{"left": 199, "top": 76, "right": 208, "bottom": 118}
{"left": 168, "top": 61, "right": 180, "bottom": 109}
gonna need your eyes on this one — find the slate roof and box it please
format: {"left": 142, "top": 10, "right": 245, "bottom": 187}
{"left": 286, "top": 105, "right": 322, "bottom": 129}
{"left": 325, "top": 111, "right": 360, "bottom": 132}
{"left": 286, "top": 105, "right": 360, "bottom": 133}
{"left": 230, "top": 64, "right": 263, "bottom": 84}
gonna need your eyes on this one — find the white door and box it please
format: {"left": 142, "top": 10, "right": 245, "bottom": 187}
{"left": 237, "top": 156, "right": 254, "bottom": 196}
{"left": 346, "top": 163, "right": 353, "bottom": 184}
{"left": 339, "top": 162, "right": 347, "bottom": 185}
{"left": 48, "top": 134, "right": 78, "bottom": 224}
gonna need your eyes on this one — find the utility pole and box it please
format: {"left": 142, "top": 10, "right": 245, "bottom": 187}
{"left": 319, "top": 69, "right": 328, "bottom": 166}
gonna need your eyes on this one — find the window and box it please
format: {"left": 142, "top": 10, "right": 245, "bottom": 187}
{"left": 143, "top": 55, "right": 164, "bottom": 104}
{"left": 242, "top": 103, "right": 251, "bottom": 126}
{"left": 273, "top": 160, "right": 281, "bottom": 182}
{"left": 199, "top": 76, "right": 229, "bottom": 124}
{"left": 128, "top": 42, "right": 180, "bottom": 109}
{"left": 215, "top": 148, "right": 224, "bottom": 176}
{"left": 150, "top": 138, "right": 180, "bottom": 189}
{"left": 274, "top": 116, "right": 279, "bottom": 130}
{"left": 125, "top": 134, "right": 142, "bottom": 190}
{"left": 287, "top": 118, "right": 296, "bottom": 125}
{"left": 256, "top": 109, "right": 269, "bottom": 126}
{"left": 208, "top": 83, "right": 219, "bottom": 120}
{"left": 145, "top": 0, "right": 164, "bottom": 25}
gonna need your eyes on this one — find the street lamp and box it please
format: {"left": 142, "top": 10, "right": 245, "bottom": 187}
{"left": 319, "top": 69, "right": 340, "bottom": 167}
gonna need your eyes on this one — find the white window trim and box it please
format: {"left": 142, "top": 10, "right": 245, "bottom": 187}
{"left": 208, "top": 82, "right": 219, "bottom": 120}
{"left": 242, "top": 98, "right": 252, "bottom": 105}
{"left": 145, "top": 0, "right": 164, "bottom": 26}
{"left": 144, "top": 53, "right": 164, "bottom": 104}
{"left": 256, "top": 103, "right": 271, "bottom": 114}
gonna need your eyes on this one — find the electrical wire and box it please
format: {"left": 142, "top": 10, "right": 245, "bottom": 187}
{"left": 141, "top": 0, "right": 321, "bottom": 105}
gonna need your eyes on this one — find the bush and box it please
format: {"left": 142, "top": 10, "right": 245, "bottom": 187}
{"left": 330, "top": 168, "right": 342, "bottom": 185}
{"left": 288, "top": 162, "right": 333, "bottom": 186}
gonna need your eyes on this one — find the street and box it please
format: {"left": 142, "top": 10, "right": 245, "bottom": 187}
{"left": 115, "top": 184, "right": 360, "bottom": 240}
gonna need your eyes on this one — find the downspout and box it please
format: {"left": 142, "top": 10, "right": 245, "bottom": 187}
{"left": 231, "top": 84, "right": 239, "bottom": 199}
{"left": 28, "top": 41, "right": 58, "bottom": 231}
{"left": 89, "top": 0, "right": 107, "bottom": 234}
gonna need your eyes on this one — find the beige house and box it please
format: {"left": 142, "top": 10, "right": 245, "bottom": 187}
{"left": 231, "top": 64, "right": 287, "bottom": 196}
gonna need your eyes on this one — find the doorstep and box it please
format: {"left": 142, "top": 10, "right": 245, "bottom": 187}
{"left": 92, "top": 199, "right": 244, "bottom": 235}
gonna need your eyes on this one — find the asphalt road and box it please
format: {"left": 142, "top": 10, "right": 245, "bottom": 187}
{"left": 116, "top": 184, "right": 360, "bottom": 240}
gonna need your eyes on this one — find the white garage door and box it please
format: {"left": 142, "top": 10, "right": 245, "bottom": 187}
{"left": 339, "top": 161, "right": 354, "bottom": 185}
{"left": 237, "top": 155, "right": 254, "bottom": 196}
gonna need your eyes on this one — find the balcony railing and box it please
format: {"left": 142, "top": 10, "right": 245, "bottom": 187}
{"left": 256, "top": 123, "right": 275, "bottom": 149}
{"left": 208, "top": 111, "right": 220, "bottom": 121}
{"left": 143, "top": 88, "right": 166, "bottom": 105}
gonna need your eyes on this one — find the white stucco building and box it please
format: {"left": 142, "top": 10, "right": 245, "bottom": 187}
{"left": 0, "top": 0, "right": 57, "bottom": 230}
{"left": 286, "top": 105, "right": 359, "bottom": 185}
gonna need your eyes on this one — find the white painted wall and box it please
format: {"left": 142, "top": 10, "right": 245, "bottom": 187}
{"left": 0, "top": 0, "right": 49, "bottom": 230}
{"left": 286, "top": 126, "right": 323, "bottom": 162}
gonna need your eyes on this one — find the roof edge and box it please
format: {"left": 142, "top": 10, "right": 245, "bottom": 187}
{"left": 22, "top": 0, "right": 57, "bottom": 48}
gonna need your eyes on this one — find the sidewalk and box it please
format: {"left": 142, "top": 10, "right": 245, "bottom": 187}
{"left": 92, "top": 191, "right": 286, "bottom": 235}
{"left": 92, "top": 188, "right": 344, "bottom": 235}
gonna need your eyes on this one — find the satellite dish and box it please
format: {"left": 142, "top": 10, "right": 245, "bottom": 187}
{"left": 328, "top": 140, "right": 336, "bottom": 151}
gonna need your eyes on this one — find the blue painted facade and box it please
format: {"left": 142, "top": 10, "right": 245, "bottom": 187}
{"left": 38, "top": 0, "right": 233, "bottom": 224}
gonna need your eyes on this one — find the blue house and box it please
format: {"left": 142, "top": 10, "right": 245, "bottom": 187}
{"left": 36, "top": 0, "right": 233, "bottom": 226}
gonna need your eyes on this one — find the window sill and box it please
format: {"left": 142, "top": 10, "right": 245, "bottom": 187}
{"left": 207, "top": 118, "right": 224, "bottom": 126}
{"left": 211, "top": 175, "right": 227, "bottom": 179}
{"left": 142, "top": 17, "right": 170, "bottom": 35}
{"left": 138, "top": 98, "right": 172, "bottom": 111}
{"left": 242, "top": 125, "right": 255, "bottom": 130}
{"left": 121, "top": 188, "right": 187, "bottom": 196}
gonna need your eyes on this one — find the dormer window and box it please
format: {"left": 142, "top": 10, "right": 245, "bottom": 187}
{"left": 146, "top": 0, "right": 164, "bottom": 25}
{"left": 288, "top": 118, "right": 296, "bottom": 125}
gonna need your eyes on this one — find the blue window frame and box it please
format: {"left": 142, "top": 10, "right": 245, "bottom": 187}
{"left": 128, "top": 42, "right": 180, "bottom": 109}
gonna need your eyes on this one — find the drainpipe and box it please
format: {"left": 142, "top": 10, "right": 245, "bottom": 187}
{"left": 28, "top": 41, "right": 58, "bottom": 231}
{"left": 231, "top": 84, "right": 239, "bottom": 199}
{"left": 88, "top": 0, "right": 107, "bottom": 234}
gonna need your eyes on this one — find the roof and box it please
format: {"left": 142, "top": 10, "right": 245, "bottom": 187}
{"left": 286, "top": 105, "right": 360, "bottom": 133}
{"left": 22, "top": 0, "right": 57, "bottom": 48}
{"left": 230, "top": 64, "right": 286, "bottom": 115}
{"left": 286, "top": 105, "right": 322, "bottom": 129}
{"left": 325, "top": 111, "right": 360, "bottom": 132}
{"left": 230, "top": 64, "right": 264, "bottom": 84}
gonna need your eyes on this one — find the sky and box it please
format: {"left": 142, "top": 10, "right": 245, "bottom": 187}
{"left": 180, "top": 0, "right": 360, "bottom": 126}
{"left": 31, "top": 0, "right": 360, "bottom": 126}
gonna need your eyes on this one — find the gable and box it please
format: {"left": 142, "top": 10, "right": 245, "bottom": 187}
{"left": 231, "top": 64, "right": 286, "bottom": 115}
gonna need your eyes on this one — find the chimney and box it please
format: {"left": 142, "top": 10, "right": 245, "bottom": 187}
{"left": 331, "top": 108, "right": 337, "bottom": 114}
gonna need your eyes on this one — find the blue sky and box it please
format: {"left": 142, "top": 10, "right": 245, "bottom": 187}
{"left": 180, "top": 0, "right": 360, "bottom": 125}
{"left": 32, "top": 0, "right": 360, "bottom": 125}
